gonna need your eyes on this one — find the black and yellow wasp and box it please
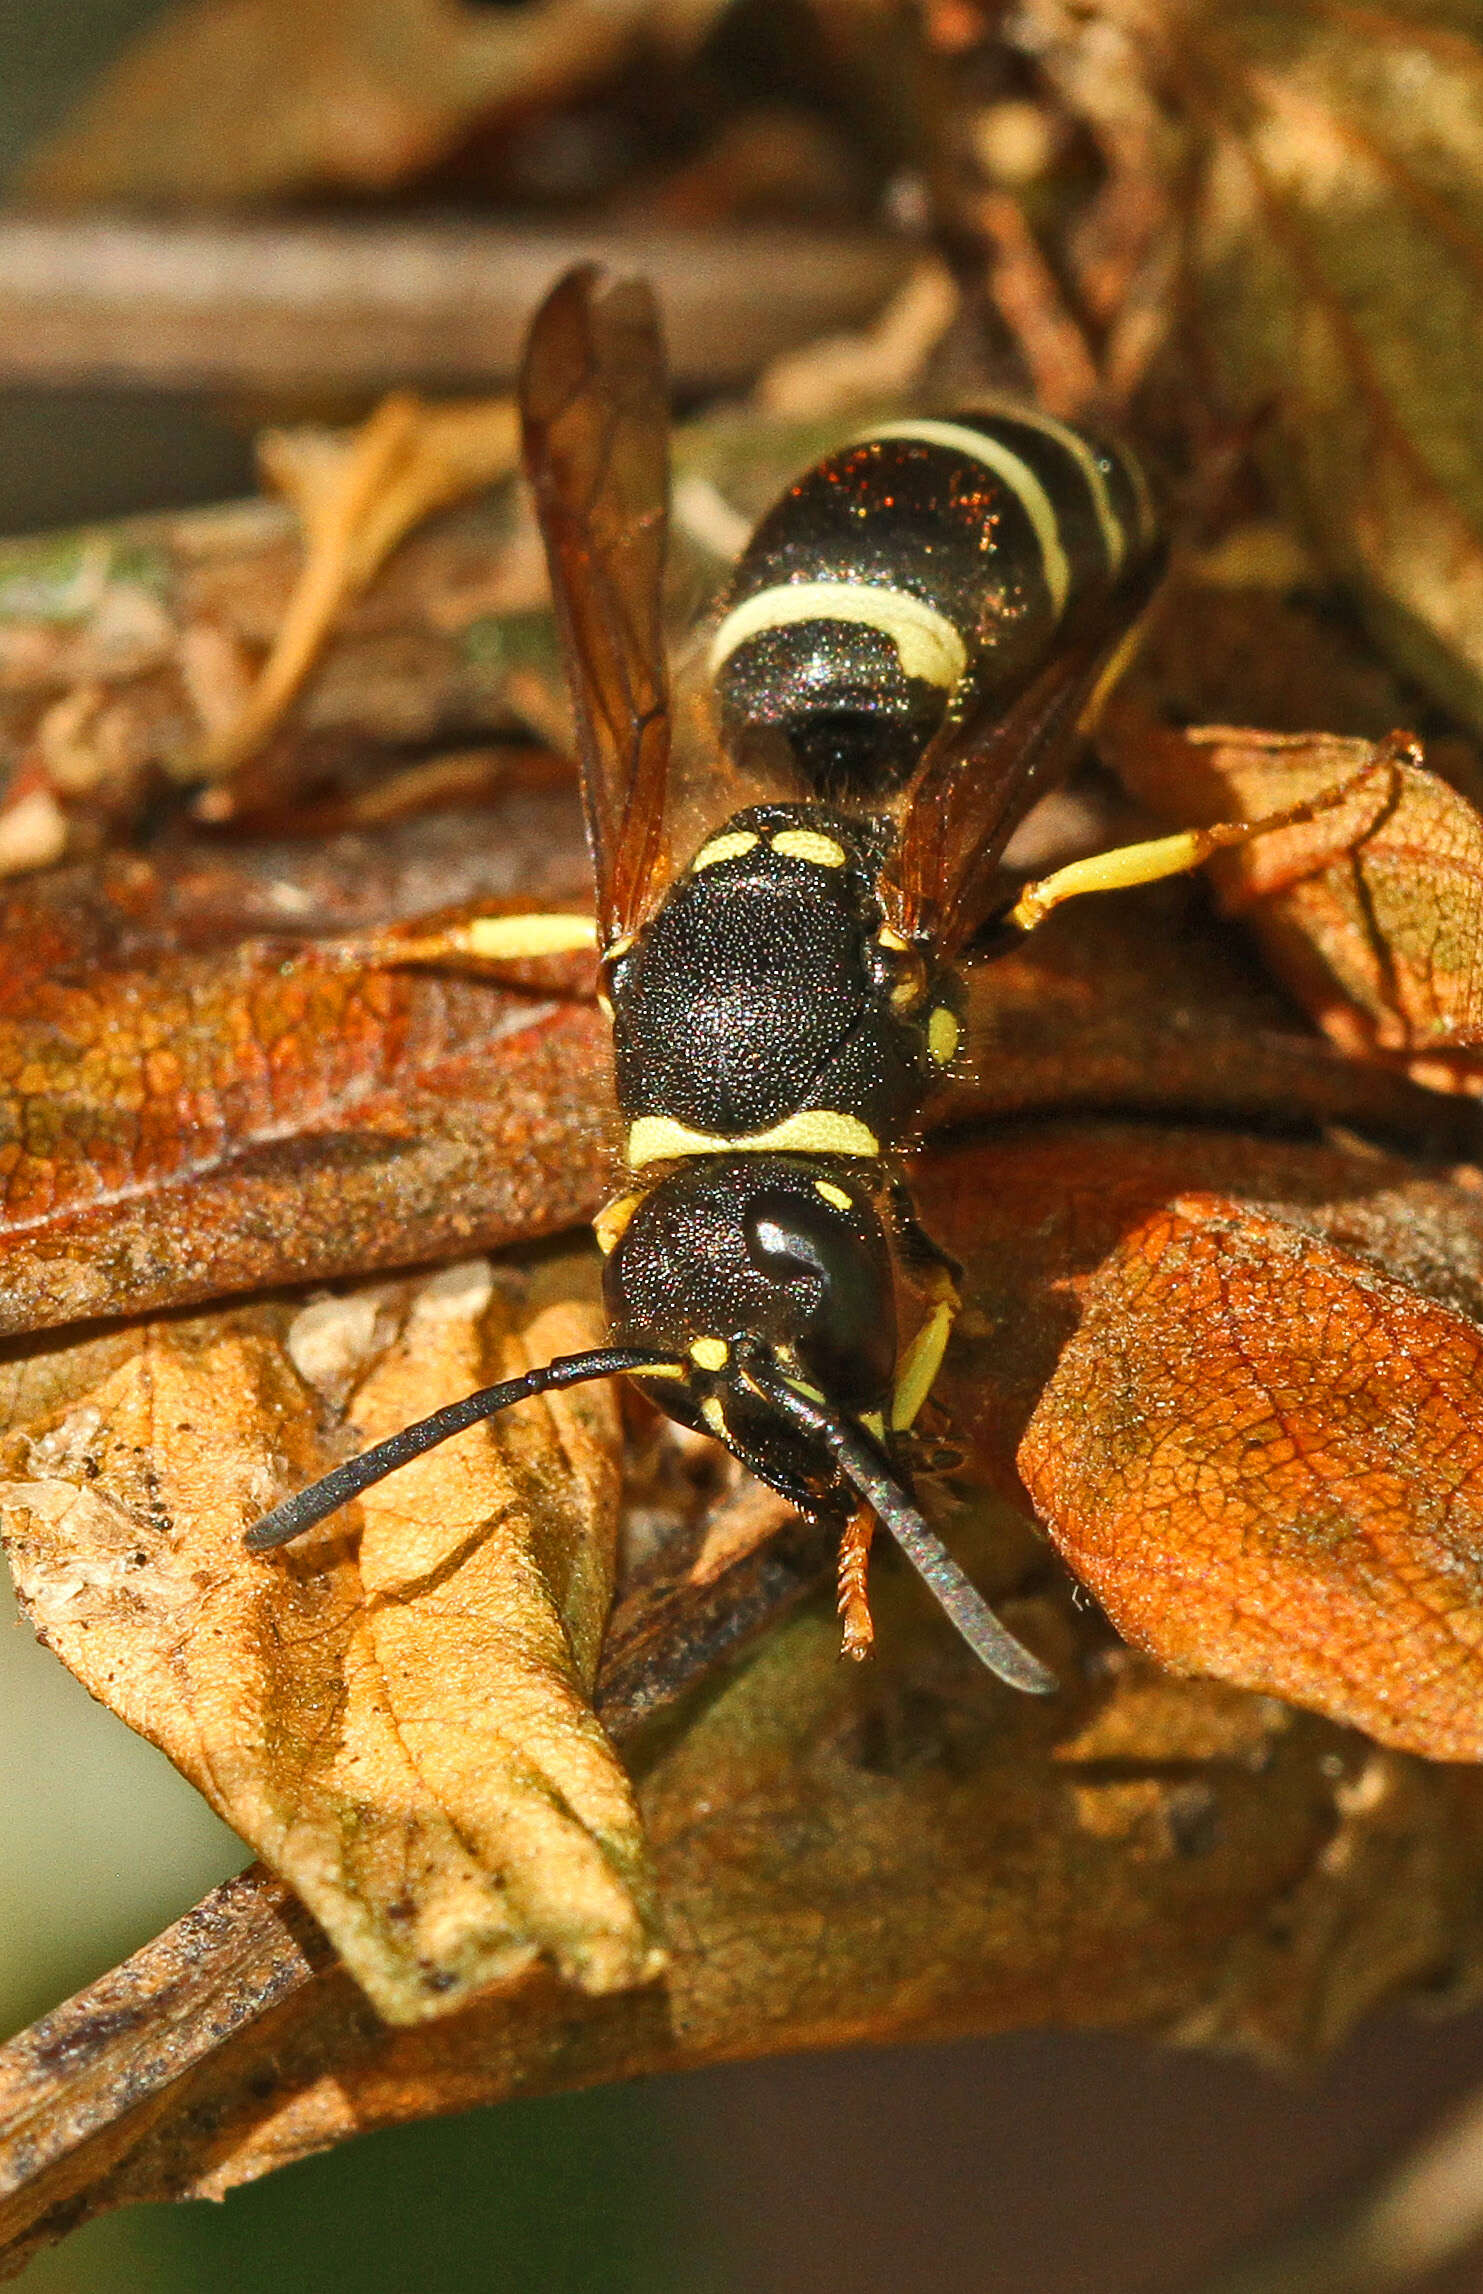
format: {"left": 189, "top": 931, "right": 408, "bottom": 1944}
{"left": 247, "top": 264, "right": 1259, "bottom": 1691}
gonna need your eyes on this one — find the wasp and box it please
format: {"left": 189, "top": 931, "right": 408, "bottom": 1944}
{"left": 248, "top": 265, "right": 1301, "bottom": 1691}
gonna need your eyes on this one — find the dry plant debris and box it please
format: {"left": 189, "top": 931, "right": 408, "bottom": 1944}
{"left": 200, "top": 395, "right": 521, "bottom": 779}
{"left": 1019, "top": 0, "right": 1483, "bottom": 732}
{"left": 1105, "top": 716, "right": 1483, "bottom": 1089}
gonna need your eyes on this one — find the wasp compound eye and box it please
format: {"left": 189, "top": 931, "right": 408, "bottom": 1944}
{"left": 742, "top": 1185, "right": 895, "bottom": 1408}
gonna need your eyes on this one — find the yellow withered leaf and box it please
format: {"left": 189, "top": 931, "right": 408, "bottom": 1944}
{"left": 0, "top": 1271, "right": 660, "bottom": 2023}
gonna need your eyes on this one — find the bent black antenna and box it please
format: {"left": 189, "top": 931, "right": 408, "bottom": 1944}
{"left": 244, "top": 1347, "right": 681, "bottom": 1552}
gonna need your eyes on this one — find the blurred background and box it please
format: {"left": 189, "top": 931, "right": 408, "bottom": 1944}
{"left": 6, "top": 5, "right": 1483, "bottom": 2291}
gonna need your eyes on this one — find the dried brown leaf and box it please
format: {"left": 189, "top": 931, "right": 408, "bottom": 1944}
{"left": 0, "top": 829, "right": 609, "bottom": 1335}
{"left": 1020, "top": 0, "right": 1483, "bottom": 724}
{"left": 1177, "top": 1, "right": 1483, "bottom": 730}
{"left": 0, "top": 1274, "right": 658, "bottom": 2021}
{"left": 1105, "top": 713, "right": 1483, "bottom": 1088}
{"left": 917, "top": 1117, "right": 1483, "bottom": 1514}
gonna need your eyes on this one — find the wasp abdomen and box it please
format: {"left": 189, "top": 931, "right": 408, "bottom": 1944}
{"left": 710, "top": 407, "right": 1154, "bottom": 800}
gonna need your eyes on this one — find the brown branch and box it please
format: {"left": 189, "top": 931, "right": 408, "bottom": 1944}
{"left": 0, "top": 217, "right": 912, "bottom": 395}
{"left": 5, "top": 1502, "right": 1483, "bottom": 2277}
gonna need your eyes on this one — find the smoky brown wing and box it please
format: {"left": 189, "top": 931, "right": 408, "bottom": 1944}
{"left": 519, "top": 265, "right": 673, "bottom": 944}
{"left": 880, "top": 579, "right": 1160, "bottom": 958}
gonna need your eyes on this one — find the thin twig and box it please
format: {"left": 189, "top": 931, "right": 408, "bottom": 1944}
{"left": 0, "top": 217, "right": 913, "bottom": 394}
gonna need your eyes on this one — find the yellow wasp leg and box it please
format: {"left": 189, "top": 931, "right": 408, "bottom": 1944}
{"left": 891, "top": 1282, "right": 960, "bottom": 1434}
{"left": 1008, "top": 754, "right": 1400, "bottom": 936}
{"left": 326, "top": 910, "right": 598, "bottom": 972}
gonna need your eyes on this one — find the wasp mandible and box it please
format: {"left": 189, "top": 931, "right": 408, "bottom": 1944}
{"left": 250, "top": 266, "right": 1307, "bottom": 1688}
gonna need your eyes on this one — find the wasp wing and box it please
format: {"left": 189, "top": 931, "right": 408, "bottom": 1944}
{"left": 880, "top": 569, "right": 1163, "bottom": 958}
{"left": 520, "top": 266, "right": 673, "bottom": 944}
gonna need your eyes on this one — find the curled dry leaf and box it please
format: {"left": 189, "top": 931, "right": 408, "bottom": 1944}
{"left": 1020, "top": 1194, "right": 1483, "bottom": 1762}
{"left": 0, "top": 1274, "right": 659, "bottom": 2021}
{"left": 1104, "top": 712, "right": 1483, "bottom": 1089}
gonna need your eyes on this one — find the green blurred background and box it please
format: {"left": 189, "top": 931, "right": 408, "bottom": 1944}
{"left": 8, "top": 9, "right": 1483, "bottom": 2292}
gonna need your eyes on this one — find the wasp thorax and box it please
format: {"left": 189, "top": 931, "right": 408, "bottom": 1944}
{"left": 608, "top": 804, "right": 959, "bottom": 1168}
{"left": 602, "top": 1155, "right": 897, "bottom": 1509}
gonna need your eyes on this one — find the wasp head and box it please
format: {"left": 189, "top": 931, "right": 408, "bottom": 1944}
{"left": 599, "top": 1154, "right": 900, "bottom": 1513}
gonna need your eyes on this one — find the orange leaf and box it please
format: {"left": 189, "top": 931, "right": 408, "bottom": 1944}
{"left": 0, "top": 837, "right": 609, "bottom": 1335}
{"left": 1019, "top": 1191, "right": 1483, "bottom": 1760}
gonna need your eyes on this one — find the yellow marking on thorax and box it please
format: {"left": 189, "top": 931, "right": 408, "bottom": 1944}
{"left": 627, "top": 1110, "right": 881, "bottom": 1169}
{"left": 690, "top": 1336, "right": 730, "bottom": 1371}
{"left": 594, "top": 1190, "right": 646, "bottom": 1256}
{"left": 462, "top": 912, "right": 598, "bottom": 960}
{"left": 869, "top": 419, "right": 1070, "bottom": 614}
{"left": 701, "top": 1395, "right": 730, "bottom": 1439}
{"left": 709, "top": 581, "right": 967, "bottom": 691}
{"left": 814, "top": 1179, "right": 854, "bottom": 1211}
{"left": 691, "top": 829, "right": 760, "bottom": 872}
{"left": 928, "top": 1006, "right": 960, "bottom": 1065}
{"left": 891, "top": 1294, "right": 958, "bottom": 1431}
{"left": 771, "top": 828, "right": 848, "bottom": 867}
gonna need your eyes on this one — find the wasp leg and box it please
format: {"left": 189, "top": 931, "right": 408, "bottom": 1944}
{"left": 1008, "top": 750, "right": 1403, "bottom": 935}
{"left": 891, "top": 1276, "right": 960, "bottom": 1434}
{"left": 835, "top": 1270, "right": 958, "bottom": 1665}
{"left": 837, "top": 1504, "right": 877, "bottom": 1661}
{"left": 321, "top": 909, "right": 598, "bottom": 973}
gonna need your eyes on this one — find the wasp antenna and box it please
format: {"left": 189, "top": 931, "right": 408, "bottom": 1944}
{"left": 741, "top": 1350, "right": 1058, "bottom": 1696}
{"left": 245, "top": 1346, "right": 680, "bottom": 1554}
